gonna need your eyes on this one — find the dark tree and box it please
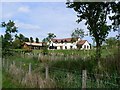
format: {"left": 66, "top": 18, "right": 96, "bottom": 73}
{"left": 13, "top": 33, "right": 26, "bottom": 49}
{"left": 47, "top": 33, "right": 56, "bottom": 41}
{"left": 110, "top": 2, "right": 120, "bottom": 30}
{"left": 24, "top": 37, "right": 29, "bottom": 42}
{"left": 66, "top": 2, "right": 113, "bottom": 61}
{"left": 43, "top": 33, "right": 56, "bottom": 43}
{"left": 19, "top": 34, "right": 25, "bottom": 42}
{"left": 42, "top": 38, "right": 48, "bottom": 42}
{"left": 30, "top": 37, "right": 34, "bottom": 43}
{"left": 15, "top": 34, "right": 25, "bottom": 43}
{"left": 105, "top": 37, "right": 118, "bottom": 48}
{"left": 35, "top": 37, "right": 39, "bottom": 43}
{"left": 13, "top": 38, "right": 21, "bottom": 49}
{"left": 1, "top": 20, "right": 18, "bottom": 57}
{"left": 71, "top": 28, "right": 84, "bottom": 39}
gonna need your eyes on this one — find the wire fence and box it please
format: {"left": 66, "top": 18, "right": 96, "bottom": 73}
{"left": 2, "top": 58, "right": 120, "bottom": 88}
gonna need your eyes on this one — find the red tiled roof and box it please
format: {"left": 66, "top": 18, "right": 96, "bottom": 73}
{"left": 51, "top": 38, "right": 78, "bottom": 43}
{"left": 77, "top": 40, "right": 87, "bottom": 45}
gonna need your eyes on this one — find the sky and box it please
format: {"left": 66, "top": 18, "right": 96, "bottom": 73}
{"left": 0, "top": 2, "right": 119, "bottom": 43}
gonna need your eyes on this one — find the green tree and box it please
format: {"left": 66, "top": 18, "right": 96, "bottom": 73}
{"left": 13, "top": 38, "right": 21, "bottom": 49}
{"left": 42, "top": 33, "right": 56, "bottom": 55}
{"left": 42, "top": 38, "right": 48, "bottom": 42}
{"left": 1, "top": 20, "right": 18, "bottom": 57}
{"left": 0, "top": 35, "right": 2, "bottom": 49}
{"left": 105, "top": 37, "right": 118, "bottom": 48}
{"left": 16, "top": 34, "right": 25, "bottom": 42}
{"left": 13, "top": 33, "right": 26, "bottom": 49}
{"left": 71, "top": 28, "right": 84, "bottom": 39}
{"left": 43, "top": 33, "right": 56, "bottom": 43}
{"left": 24, "top": 37, "right": 29, "bottom": 42}
{"left": 19, "top": 34, "right": 25, "bottom": 42}
{"left": 35, "top": 37, "right": 39, "bottom": 43}
{"left": 66, "top": 2, "right": 112, "bottom": 62}
{"left": 47, "top": 33, "right": 56, "bottom": 41}
{"left": 30, "top": 37, "right": 34, "bottom": 43}
{"left": 110, "top": 2, "right": 120, "bottom": 30}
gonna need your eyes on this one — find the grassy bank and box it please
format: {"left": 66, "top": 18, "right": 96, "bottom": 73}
{"left": 2, "top": 47, "right": 120, "bottom": 88}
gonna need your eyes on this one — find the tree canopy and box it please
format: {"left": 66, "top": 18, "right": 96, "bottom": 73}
{"left": 105, "top": 37, "right": 118, "bottom": 48}
{"left": 35, "top": 37, "right": 39, "bottom": 43}
{"left": 71, "top": 28, "right": 84, "bottom": 39}
{"left": 13, "top": 33, "right": 26, "bottom": 49}
{"left": 1, "top": 20, "right": 18, "bottom": 56}
{"left": 66, "top": 1, "right": 120, "bottom": 61}
{"left": 43, "top": 33, "right": 56, "bottom": 42}
{"left": 30, "top": 37, "right": 34, "bottom": 43}
{"left": 47, "top": 33, "right": 56, "bottom": 41}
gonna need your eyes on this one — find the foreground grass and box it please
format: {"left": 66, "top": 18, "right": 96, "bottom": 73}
{"left": 2, "top": 71, "right": 22, "bottom": 88}
{"left": 3, "top": 47, "right": 119, "bottom": 88}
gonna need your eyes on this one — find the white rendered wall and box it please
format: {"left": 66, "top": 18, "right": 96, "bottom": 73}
{"left": 81, "top": 41, "right": 90, "bottom": 50}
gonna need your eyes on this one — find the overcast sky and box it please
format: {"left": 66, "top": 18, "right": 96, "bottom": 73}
{"left": 1, "top": 2, "right": 118, "bottom": 43}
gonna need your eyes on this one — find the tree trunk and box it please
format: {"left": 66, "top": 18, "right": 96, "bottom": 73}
{"left": 96, "top": 45, "right": 101, "bottom": 62}
{"left": 96, "top": 43, "right": 102, "bottom": 88}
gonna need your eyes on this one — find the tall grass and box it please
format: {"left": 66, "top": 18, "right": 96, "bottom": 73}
{"left": 3, "top": 47, "right": 120, "bottom": 88}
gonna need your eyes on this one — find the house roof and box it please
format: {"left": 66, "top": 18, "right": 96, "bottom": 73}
{"left": 51, "top": 38, "right": 79, "bottom": 43}
{"left": 24, "top": 42, "right": 42, "bottom": 46}
{"left": 77, "top": 40, "right": 87, "bottom": 45}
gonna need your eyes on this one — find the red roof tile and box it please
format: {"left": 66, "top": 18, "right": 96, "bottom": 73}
{"left": 77, "top": 40, "right": 87, "bottom": 45}
{"left": 51, "top": 38, "right": 78, "bottom": 43}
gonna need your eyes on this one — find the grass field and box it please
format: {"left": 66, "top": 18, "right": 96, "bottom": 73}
{"left": 13, "top": 47, "right": 118, "bottom": 58}
{"left": 2, "top": 71, "right": 22, "bottom": 88}
{"left": 2, "top": 47, "right": 120, "bottom": 88}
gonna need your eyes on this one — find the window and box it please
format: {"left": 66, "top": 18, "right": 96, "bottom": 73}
{"left": 55, "top": 46, "right": 57, "bottom": 49}
{"left": 65, "top": 46, "right": 67, "bottom": 49}
{"left": 70, "top": 46, "right": 73, "bottom": 49}
{"left": 80, "top": 45, "right": 82, "bottom": 48}
{"left": 87, "top": 46, "right": 89, "bottom": 49}
{"left": 61, "top": 40, "right": 64, "bottom": 43}
{"left": 55, "top": 40, "right": 58, "bottom": 43}
{"left": 84, "top": 45, "right": 86, "bottom": 49}
{"left": 60, "top": 46, "right": 63, "bottom": 49}
{"left": 64, "top": 40, "right": 67, "bottom": 43}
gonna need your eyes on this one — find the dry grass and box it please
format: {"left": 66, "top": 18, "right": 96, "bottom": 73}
{"left": 8, "top": 63, "right": 56, "bottom": 88}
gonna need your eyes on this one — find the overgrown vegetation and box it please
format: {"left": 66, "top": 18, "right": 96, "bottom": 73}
{"left": 2, "top": 46, "right": 120, "bottom": 88}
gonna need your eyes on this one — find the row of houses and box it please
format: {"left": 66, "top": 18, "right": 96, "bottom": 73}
{"left": 23, "top": 37, "right": 91, "bottom": 50}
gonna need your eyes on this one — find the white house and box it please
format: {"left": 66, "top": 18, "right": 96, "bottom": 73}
{"left": 48, "top": 38, "right": 90, "bottom": 50}
{"left": 76, "top": 40, "right": 91, "bottom": 50}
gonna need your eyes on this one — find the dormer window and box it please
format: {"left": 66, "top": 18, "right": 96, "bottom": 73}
{"left": 61, "top": 40, "right": 64, "bottom": 43}
{"left": 64, "top": 40, "right": 67, "bottom": 43}
{"left": 55, "top": 40, "right": 58, "bottom": 43}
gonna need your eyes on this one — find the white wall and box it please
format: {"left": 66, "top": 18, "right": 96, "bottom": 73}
{"left": 81, "top": 41, "right": 90, "bottom": 50}
{"left": 49, "top": 42, "right": 77, "bottom": 50}
{"left": 49, "top": 39, "right": 90, "bottom": 50}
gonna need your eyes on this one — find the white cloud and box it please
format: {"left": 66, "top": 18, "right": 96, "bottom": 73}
{"left": 15, "top": 20, "right": 41, "bottom": 31}
{"left": 18, "top": 6, "right": 30, "bottom": 13}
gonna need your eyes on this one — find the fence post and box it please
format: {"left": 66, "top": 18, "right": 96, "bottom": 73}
{"left": 20, "top": 62, "right": 22, "bottom": 70}
{"left": 38, "top": 53, "right": 40, "bottom": 60}
{"left": 82, "top": 70, "right": 87, "bottom": 89}
{"left": 13, "top": 61, "right": 15, "bottom": 66}
{"left": 45, "top": 65, "right": 49, "bottom": 79}
{"left": 29, "top": 63, "right": 32, "bottom": 74}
